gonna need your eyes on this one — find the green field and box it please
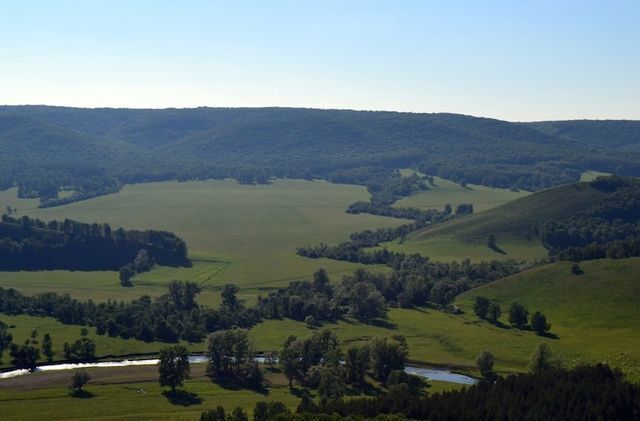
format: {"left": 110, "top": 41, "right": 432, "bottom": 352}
{"left": 0, "top": 364, "right": 300, "bottom": 421}
{"left": 0, "top": 179, "right": 403, "bottom": 305}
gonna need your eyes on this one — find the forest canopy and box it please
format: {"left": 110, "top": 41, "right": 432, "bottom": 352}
{"left": 1, "top": 106, "right": 640, "bottom": 205}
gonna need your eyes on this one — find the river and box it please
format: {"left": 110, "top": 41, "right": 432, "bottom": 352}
{"left": 0, "top": 356, "right": 477, "bottom": 385}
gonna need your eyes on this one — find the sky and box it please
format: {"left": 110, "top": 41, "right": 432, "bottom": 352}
{"left": 0, "top": 0, "right": 638, "bottom": 121}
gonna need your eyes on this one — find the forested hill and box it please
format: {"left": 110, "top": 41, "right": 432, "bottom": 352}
{"left": 1, "top": 106, "right": 639, "bottom": 205}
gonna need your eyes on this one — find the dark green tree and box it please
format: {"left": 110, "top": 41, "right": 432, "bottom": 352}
{"left": 531, "top": 311, "right": 551, "bottom": 336}
{"left": 476, "top": 350, "right": 495, "bottom": 379}
{"left": 473, "top": 296, "right": 490, "bottom": 319}
{"left": 9, "top": 342, "right": 39, "bottom": 370}
{"left": 221, "top": 284, "right": 241, "bottom": 311}
{"left": 369, "top": 336, "right": 408, "bottom": 381}
{"left": 0, "top": 320, "right": 13, "bottom": 363}
{"left": 200, "top": 407, "right": 227, "bottom": 421}
{"left": 229, "top": 407, "right": 248, "bottom": 421}
{"left": 345, "top": 346, "right": 369, "bottom": 385}
{"left": 529, "top": 343, "right": 558, "bottom": 373}
{"left": 119, "top": 264, "right": 135, "bottom": 287}
{"left": 158, "top": 345, "right": 191, "bottom": 392}
{"left": 488, "top": 302, "right": 502, "bottom": 325}
{"left": 42, "top": 333, "right": 54, "bottom": 362}
{"left": 69, "top": 370, "right": 91, "bottom": 395}
{"left": 508, "top": 303, "right": 529, "bottom": 329}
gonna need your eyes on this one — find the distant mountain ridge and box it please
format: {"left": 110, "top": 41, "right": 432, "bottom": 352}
{"left": 0, "top": 106, "right": 639, "bottom": 205}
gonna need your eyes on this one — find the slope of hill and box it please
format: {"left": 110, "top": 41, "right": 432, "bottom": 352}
{"left": 455, "top": 258, "right": 640, "bottom": 378}
{"left": 388, "top": 181, "right": 608, "bottom": 261}
{"left": 1, "top": 106, "right": 639, "bottom": 205}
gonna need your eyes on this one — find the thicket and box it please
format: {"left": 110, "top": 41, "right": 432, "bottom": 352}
{"left": 0, "top": 215, "right": 190, "bottom": 270}
{"left": 0, "top": 281, "right": 260, "bottom": 343}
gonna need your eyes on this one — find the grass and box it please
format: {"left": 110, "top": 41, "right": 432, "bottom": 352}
{"left": 1, "top": 314, "right": 173, "bottom": 367}
{"left": 0, "top": 179, "right": 402, "bottom": 304}
{"left": 388, "top": 181, "right": 607, "bottom": 262}
{"left": 0, "top": 364, "right": 300, "bottom": 421}
{"left": 456, "top": 258, "right": 640, "bottom": 380}
{"left": 249, "top": 258, "right": 640, "bottom": 382}
{"left": 395, "top": 176, "right": 530, "bottom": 213}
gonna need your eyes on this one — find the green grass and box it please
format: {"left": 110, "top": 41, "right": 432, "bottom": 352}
{"left": 395, "top": 176, "right": 530, "bottom": 213}
{"left": 0, "top": 179, "right": 402, "bottom": 302}
{"left": 0, "top": 365, "right": 300, "bottom": 421}
{"left": 0, "top": 314, "right": 175, "bottom": 367}
{"left": 249, "top": 258, "right": 640, "bottom": 382}
{"left": 456, "top": 258, "right": 640, "bottom": 380}
{"left": 388, "top": 181, "right": 607, "bottom": 262}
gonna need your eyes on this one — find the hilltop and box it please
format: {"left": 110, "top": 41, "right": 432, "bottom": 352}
{"left": 1, "top": 106, "right": 639, "bottom": 205}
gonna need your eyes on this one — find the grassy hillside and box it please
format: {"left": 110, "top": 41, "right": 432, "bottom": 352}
{"left": 388, "top": 181, "right": 608, "bottom": 261}
{"left": 394, "top": 176, "right": 530, "bottom": 212}
{"left": 456, "top": 258, "right": 640, "bottom": 378}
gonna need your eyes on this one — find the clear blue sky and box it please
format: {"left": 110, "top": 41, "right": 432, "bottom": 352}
{"left": 1, "top": 0, "right": 638, "bottom": 121}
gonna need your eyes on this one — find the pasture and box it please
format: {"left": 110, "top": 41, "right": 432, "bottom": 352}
{"left": 0, "top": 179, "right": 403, "bottom": 304}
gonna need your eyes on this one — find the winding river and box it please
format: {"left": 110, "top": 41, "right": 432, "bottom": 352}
{"left": 0, "top": 356, "right": 477, "bottom": 385}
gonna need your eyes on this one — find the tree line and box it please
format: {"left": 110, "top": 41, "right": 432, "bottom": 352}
{"left": 473, "top": 297, "right": 551, "bottom": 335}
{"left": 0, "top": 215, "right": 190, "bottom": 270}
{"left": 0, "top": 282, "right": 260, "bottom": 344}
{"left": 541, "top": 176, "right": 640, "bottom": 262}
{"left": 257, "top": 262, "right": 522, "bottom": 328}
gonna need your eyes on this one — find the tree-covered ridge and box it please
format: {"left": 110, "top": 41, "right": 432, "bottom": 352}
{"left": 1, "top": 106, "right": 640, "bottom": 205}
{"left": 0, "top": 215, "right": 190, "bottom": 270}
{"left": 541, "top": 176, "right": 640, "bottom": 260}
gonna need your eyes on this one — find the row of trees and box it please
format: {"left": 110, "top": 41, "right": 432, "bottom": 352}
{"left": 0, "top": 281, "right": 260, "bottom": 345}
{"left": 0, "top": 215, "right": 190, "bottom": 270}
{"left": 0, "top": 324, "right": 96, "bottom": 369}
{"left": 258, "top": 261, "right": 522, "bottom": 328}
{"left": 473, "top": 297, "right": 551, "bottom": 335}
{"left": 196, "top": 344, "right": 638, "bottom": 421}
{"left": 279, "top": 330, "right": 410, "bottom": 402}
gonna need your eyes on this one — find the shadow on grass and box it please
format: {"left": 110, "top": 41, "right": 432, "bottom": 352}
{"left": 489, "top": 245, "right": 507, "bottom": 255}
{"left": 69, "top": 390, "right": 96, "bottom": 399}
{"left": 162, "top": 390, "right": 203, "bottom": 406}
{"left": 369, "top": 319, "right": 398, "bottom": 330}
{"left": 211, "top": 377, "right": 269, "bottom": 395}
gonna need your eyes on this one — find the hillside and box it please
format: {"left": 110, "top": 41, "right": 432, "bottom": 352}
{"left": 456, "top": 258, "right": 640, "bottom": 378}
{"left": 388, "top": 181, "right": 607, "bottom": 261}
{"left": 1, "top": 106, "right": 640, "bottom": 204}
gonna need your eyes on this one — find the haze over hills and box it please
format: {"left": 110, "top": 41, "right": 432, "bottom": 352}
{"left": 1, "top": 106, "right": 640, "bottom": 207}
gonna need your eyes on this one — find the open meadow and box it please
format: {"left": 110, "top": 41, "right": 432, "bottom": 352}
{"left": 0, "top": 179, "right": 403, "bottom": 306}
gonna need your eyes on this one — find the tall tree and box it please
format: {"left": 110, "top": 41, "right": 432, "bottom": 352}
{"left": 0, "top": 320, "right": 13, "bottom": 363}
{"left": 69, "top": 370, "right": 92, "bottom": 395}
{"left": 529, "top": 343, "right": 558, "bottom": 373}
{"left": 476, "top": 350, "right": 495, "bottom": 379}
{"left": 42, "top": 333, "right": 54, "bottom": 362}
{"left": 508, "top": 303, "right": 529, "bottom": 329}
{"left": 531, "top": 311, "right": 551, "bottom": 336}
{"left": 473, "top": 296, "right": 490, "bottom": 319}
{"left": 488, "top": 302, "right": 502, "bottom": 325}
{"left": 369, "top": 336, "right": 408, "bottom": 382}
{"left": 158, "top": 345, "right": 191, "bottom": 393}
